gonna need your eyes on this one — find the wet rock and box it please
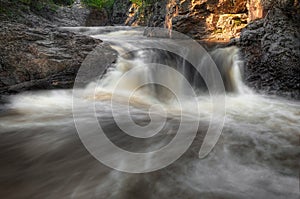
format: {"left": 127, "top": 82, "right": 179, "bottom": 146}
{"left": 0, "top": 22, "right": 117, "bottom": 95}
{"left": 237, "top": 7, "right": 300, "bottom": 99}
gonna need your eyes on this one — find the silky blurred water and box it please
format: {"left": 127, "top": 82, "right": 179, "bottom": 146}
{"left": 0, "top": 27, "right": 299, "bottom": 199}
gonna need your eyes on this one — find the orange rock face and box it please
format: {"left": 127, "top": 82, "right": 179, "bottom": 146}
{"left": 120, "top": 0, "right": 269, "bottom": 41}
{"left": 166, "top": 0, "right": 250, "bottom": 40}
{"left": 247, "top": 0, "right": 265, "bottom": 21}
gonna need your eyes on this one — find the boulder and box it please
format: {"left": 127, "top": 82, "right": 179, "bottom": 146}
{"left": 0, "top": 22, "right": 117, "bottom": 95}
{"left": 237, "top": 7, "right": 300, "bottom": 99}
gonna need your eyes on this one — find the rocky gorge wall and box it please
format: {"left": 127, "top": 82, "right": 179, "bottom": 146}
{"left": 52, "top": 2, "right": 111, "bottom": 26}
{"left": 236, "top": 2, "right": 300, "bottom": 99}
{"left": 112, "top": 0, "right": 266, "bottom": 41}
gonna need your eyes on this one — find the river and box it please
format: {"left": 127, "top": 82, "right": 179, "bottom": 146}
{"left": 0, "top": 27, "right": 299, "bottom": 199}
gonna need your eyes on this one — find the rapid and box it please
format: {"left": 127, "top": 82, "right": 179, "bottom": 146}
{"left": 0, "top": 27, "right": 299, "bottom": 199}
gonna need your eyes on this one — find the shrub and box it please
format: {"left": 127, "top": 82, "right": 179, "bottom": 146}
{"left": 130, "top": 0, "right": 157, "bottom": 6}
{"left": 82, "top": 0, "right": 115, "bottom": 10}
{"left": 130, "top": 0, "right": 143, "bottom": 6}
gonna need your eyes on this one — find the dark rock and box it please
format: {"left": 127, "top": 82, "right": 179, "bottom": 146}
{"left": 42, "top": 3, "right": 111, "bottom": 26}
{"left": 112, "top": 0, "right": 133, "bottom": 24}
{"left": 0, "top": 0, "right": 117, "bottom": 95}
{"left": 50, "top": 3, "right": 91, "bottom": 26}
{"left": 0, "top": 0, "right": 111, "bottom": 27}
{"left": 85, "top": 8, "right": 110, "bottom": 26}
{"left": 0, "top": 22, "right": 117, "bottom": 95}
{"left": 237, "top": 7, "right": 300, "bottom": 99}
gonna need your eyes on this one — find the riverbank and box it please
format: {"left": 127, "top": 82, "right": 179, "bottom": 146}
{"left": 0, "top": 0, "right": 117, "bottom": 96}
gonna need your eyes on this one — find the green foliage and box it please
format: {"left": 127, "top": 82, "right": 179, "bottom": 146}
{"left": 82, "top": 0, "right": 115, "bottom": 10}
{"left": 233, "top": 18, "right": 241, "bottom": 26}
{"left": 129, "top": 0, "right": 157, "bottom": 24}
{"left": 130, "top": 0, "right": 143, "bottom": 6}
{"left": 130, "top": 0, "right": 157, "bottom": 6}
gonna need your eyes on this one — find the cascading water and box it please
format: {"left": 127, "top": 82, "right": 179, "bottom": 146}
{"left": 0, "top": 27, "right": 299, "bottom": 199}
{"left": 68, "top": 26, "right": 250, "bottom": 106}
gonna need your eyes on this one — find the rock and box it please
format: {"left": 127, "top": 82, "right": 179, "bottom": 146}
{"left": 85, "top": 8, "right": 110, "bottom": 26}
{"left": 40, "top": 3, "right": 91, "bottom": 26}
{"left": 0, "top": 0, "right": 111, "bottom": 27}
{"left": 41, "top": 2, "right": 111, "bottom": 26}
{"left": 143, "top": 27, "right": 190, "bottom": 39}
{"left": 247, "top": 0, "right": 266, "bottom": 21}
{"left": 119, "top": 0, "right": 250, "bottom": 40}
{"left": 112, "top": 0, "right": 133, "bottom": 24}
{"left": 237, "top": 7, "right": 300, "bottom": 99}
{"left": 167, "top": 0, "right": 250, "bottom": 40}
{"left": 0, "top": 0, "right": 117, "bottom": 95}
{"left": 0, "top": 21, "right": 117, "bottom": 95}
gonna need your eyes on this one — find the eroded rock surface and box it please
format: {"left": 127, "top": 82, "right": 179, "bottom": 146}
{"left": 115, "top": 0, "right": 250, "bottom": 40}
{"left": 0, "top": 1, "right": 117, "bottom": 95}
{"left": 237, "top": 7, "right": 300, "bottom": 99}
{"left": 35, "top": 1, "right": 111, "bottom": 26}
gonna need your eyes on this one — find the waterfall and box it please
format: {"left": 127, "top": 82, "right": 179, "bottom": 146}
{"left": 94, "top": 45, "right": 250, "bottom": 105}
{"left": 62, "top": 26, "right": 252, "bottom": 113}
{"left": 209, "top": 47, "right": 252, "bottom": 94}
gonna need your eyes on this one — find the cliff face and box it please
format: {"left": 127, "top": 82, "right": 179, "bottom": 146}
{"left": 113, "top": 0, "right": 262, "bottom": 41}
{"left": 167, "top": 0, "right": 249, "bottom": 40}
{"left": 237, "top": 3, "right": 300, "bottom": 99}
{"left": 53, "top": 3, "right": 111, "bottom": 26}
{"left": 112, "top": 0, "right": 133, "bottom": 24}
